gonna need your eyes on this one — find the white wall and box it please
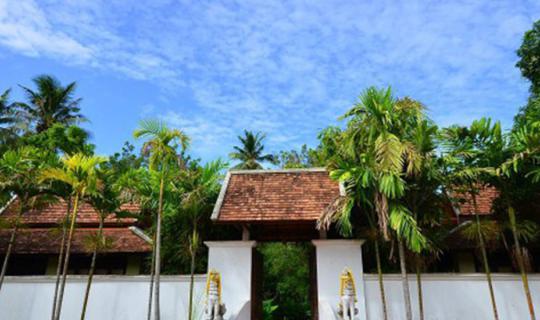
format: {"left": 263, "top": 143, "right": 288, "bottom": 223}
{"left": 0, "top": 275, "right": 206, "bottom": 320}
{"left": 364, "top": 273, "right": 540, "bottom": 320}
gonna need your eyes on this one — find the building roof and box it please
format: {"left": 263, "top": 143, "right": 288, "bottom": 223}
{"left": 1, "top": 198, "right": 139, "bottom": 226}
{"left": 0, "top": 227, "right": 151, "bottom": 254}
{"left": 212, "top": 169, "right": 341, "bottom": 223}
{"left": 0, "top": 197, "right": 151, "bottom": 254}
{"left": 452, "top": 185, "right": 499, "bottom": 216}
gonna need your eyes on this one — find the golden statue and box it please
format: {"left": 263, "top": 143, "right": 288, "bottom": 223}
{"left": 205, "top": 269, "right": 226, "bottom": 320}
{"left": 338, "top": 268, "right": 358, "bottom": 320}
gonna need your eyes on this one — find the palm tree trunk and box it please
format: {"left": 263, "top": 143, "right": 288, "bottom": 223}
{"left": 415, "top": 256, "right": 424, "bottom": 320}
{"left": 475, "top": 213, "right": 499, "bottom": 320}
{"left": 507, "top": 205, "right": 536, "bottom": 320}
{"left": 0, "top": 203, "right": 23, "bottom": 291}
{"left": 54, "top": 192, "right": 81, "bottom": 320}
{"left": 154, "top": 175, "right": 165, "bottom": 320}
{"left": 51, "top": 198, "right": 70, "bottom": 320}
{"left": 80, "top": 217, "right": 104, "bottom": 320}
{"left": 374, "top": 240, "right": 388, "bottom": 320}
{"left": 398, "top": 240, "right": 412, "bottom": 320}
{"left": 188, "top": 229, "right": 198, "bottom": 320}
{"left": 147, "top": 233, "right": 156, "bottom": 320}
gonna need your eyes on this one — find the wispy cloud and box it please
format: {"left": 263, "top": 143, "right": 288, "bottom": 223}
{"left": 1, "top": 0, "right": 538, "bottom": 158}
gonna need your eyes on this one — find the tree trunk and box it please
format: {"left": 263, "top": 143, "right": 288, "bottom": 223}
{"left": 398, "top": 240, "right": 412, "bottom": 320}
{"left": 416, "top": 256, "right": 424, "bottom": 320}
{"left": 154, "top": 175, "right": 165, "bottom": 320}
{"left": 147, "top": 233, "right": 156, "bottom": 320}
{"left": 507, "top": 205, "right": 536, "bottom": 320}
{"left": 51, "top": 198, "right": 70, "bottom": 320}
{"left": 374, "top": 240, "right": 388, "bottom": 320}
{"left": 188, "top": 229, "right": 198, "bottom": 320}
{"left": 475, "top": 213, "right": 499, "bottom": 320}
{"left": 0, "top": 203, "right": 23, "bottom": 291}
{"left": 80, "top": 217, "right": 104, "bottom": 320}
{"left": 54, "top": 192, "right": 81, "bottom": 320}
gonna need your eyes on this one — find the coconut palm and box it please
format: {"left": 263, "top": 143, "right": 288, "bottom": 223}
{"left": 230, "top": 130, "right": 275, "bottom": 169}
{"left": 41, "top": 153, "right": 105, "bottom": 320}
{"left": 319, "top": 88, "right": 429, "bottom": 320}
{"left": 0, "top": 89, "right": 19, "bottom": 153}
{"left": 134, "top": 119, "right": 189, "bottom": 320}
{"left": 0, "top": 146, "right": 52, "bottom": 291}
{"left": 16, "top": 75, "right": 85, "bottom": 133}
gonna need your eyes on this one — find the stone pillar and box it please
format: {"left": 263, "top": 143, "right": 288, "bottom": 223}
{"left": 312, "top": 240, "right": 367, "bottom": 320}
{"left": 205, "top": 241, "right": 256, "bottom": 320}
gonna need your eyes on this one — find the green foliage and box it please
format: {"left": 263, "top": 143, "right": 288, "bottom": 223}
{"left": 259, "top": 243, "right": 311, "bottom": 320}
{"left": 230, "top": 130, "right": 276, "bottom": 169}
{"left": 15, "top": 74, "right": 86, "bottom": 133}
{"left": 516, "top": 20, "right": 540, "bottom": 94}
{"left": 263, "top": 299, "right": 279, "bottom": 320}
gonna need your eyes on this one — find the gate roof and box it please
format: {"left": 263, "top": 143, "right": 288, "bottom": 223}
{"left": 211, "top": 168, "right": 341, "bottom": 224}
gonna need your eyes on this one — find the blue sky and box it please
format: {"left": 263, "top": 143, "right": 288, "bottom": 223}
{"left": 0, "top": 0, "right": 539, "bottom": 161}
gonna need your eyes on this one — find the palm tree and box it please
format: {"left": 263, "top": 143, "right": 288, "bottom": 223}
{"left": 319, "top": 88, "right": 429, "bottom": 320}
{"left": 230, "top": 130, "right": 275, "bottom": 169}
{"left": 0, "top": 89, "right": 19, "bottom": 152}
{"left": 41, "top": 153, "right": 105, "bottom": 320}
{"left": 0, "top": 146, "right": 52, "bottom": 290}
{"left": 80, "top": 168, "right": 123, "bottom": 320}
{"left": 440, "top": 120, "right": 500, "bottom": 320}
{"left": 134, "top": 119, "right": 189, "bottom": 320}
{"left": 175, "top": 159, "right": 227, "bottom": 320}
{"left": 16, "top": 75, "right": 85, "bottom": 133}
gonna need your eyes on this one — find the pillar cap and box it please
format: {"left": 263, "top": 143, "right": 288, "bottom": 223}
{"left": 312, "top": 239, "right": 365, "bottom": 247}
{"left": 204, "top": 240, "right": 257, "bottom": 248}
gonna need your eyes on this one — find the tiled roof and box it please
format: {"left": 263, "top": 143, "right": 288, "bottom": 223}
{"left": 453, "top": 186, "right": 499, "bottom": 216}
{"left": 0, "top": 227, "right": 151, "bottom": 254}
{"left": 212, "top": 169, "right": 340, "bottom": 223}
{"left": 1, "top": 198, "right": 139, "bottom": 226}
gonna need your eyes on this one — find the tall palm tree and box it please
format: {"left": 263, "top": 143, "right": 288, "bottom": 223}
{"left": 80, "top": 168, "right": 123, "bottom": 320}
{"left": 319, "top": 88, "right": 428, "bottom": 320}
{"left": 134, "top": 119, "right": 189, "bottom": 320}
{"left": 0, "top": 89, "right": 19, "bottom": 153}
{"left": 0, "top": 147, "right": 52, "bottom": 290}
{"left": 440, "top": 120, "right": 500, "bottom": 320}
{"left": 16, "top": 75, "right": 85, "bottom": 133}
{"left": 230, "top": 130, "right": 275, "bottom": 169}
{"left": 175, "top": 159, "right": 227, "bottom": 320}
{"left": 41, "top": 153, "right": 105, "bottom": 320}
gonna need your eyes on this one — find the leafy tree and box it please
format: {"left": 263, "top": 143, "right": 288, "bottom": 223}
{"left": 41, "top": 153, "right": 105, "bottom": 320}
{"left": 517, "top": 20, "right": 540, "bottom": 95}
{"left": 21, "top": 123, "right": 94, "bottom": 155}
{"left": 230, "top": 130, "right": 275, "bottom": 169}
{"left": 133, "top": 119, "right": 189, "bottom": 320}
{"left": 16, "top": 75, "right": 85, "bottom": 133}
{"left": 0, "top": 146, "right": 54, "bottom": 290}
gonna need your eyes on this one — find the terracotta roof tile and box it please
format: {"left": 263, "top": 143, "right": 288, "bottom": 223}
{"left": 213, "top": 169, "right": 340, "bottom": 223}
{"left": 1, "top": 198, "right": 139, "bottom": 226}
{"left": 0, "top": 227, "right": 151, "bottom": 254}
{"left": 453, "top": 186, "right": 499, "bottom": 216}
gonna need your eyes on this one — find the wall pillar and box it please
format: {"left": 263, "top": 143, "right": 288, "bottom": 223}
{"left": 312, "top": 240, "right": 367, "bottom": 320}
{"left": 205, "top": 241, "right": 256, "bottom": 320}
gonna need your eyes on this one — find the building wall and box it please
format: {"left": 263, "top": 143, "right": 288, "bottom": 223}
{"left": 1, "top": 274, "right": 539, "bottom": 319}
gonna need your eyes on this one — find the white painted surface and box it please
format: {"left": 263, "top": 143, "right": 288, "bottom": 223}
{"left": 313, "top": 239, "right": 367, "bottom": 320}
{"left": 205, "top": 241, "right": 256, "bottom": 320}
{"left": 0, "top": 275, "right": 207, "bottom": 320}
{"left": 364, "top": 273, "right": 540, "bottom": 320}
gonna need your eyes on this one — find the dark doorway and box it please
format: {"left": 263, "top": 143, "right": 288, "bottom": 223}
{"left": 255, "top": 242, "right": 317, "bottom": 320}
